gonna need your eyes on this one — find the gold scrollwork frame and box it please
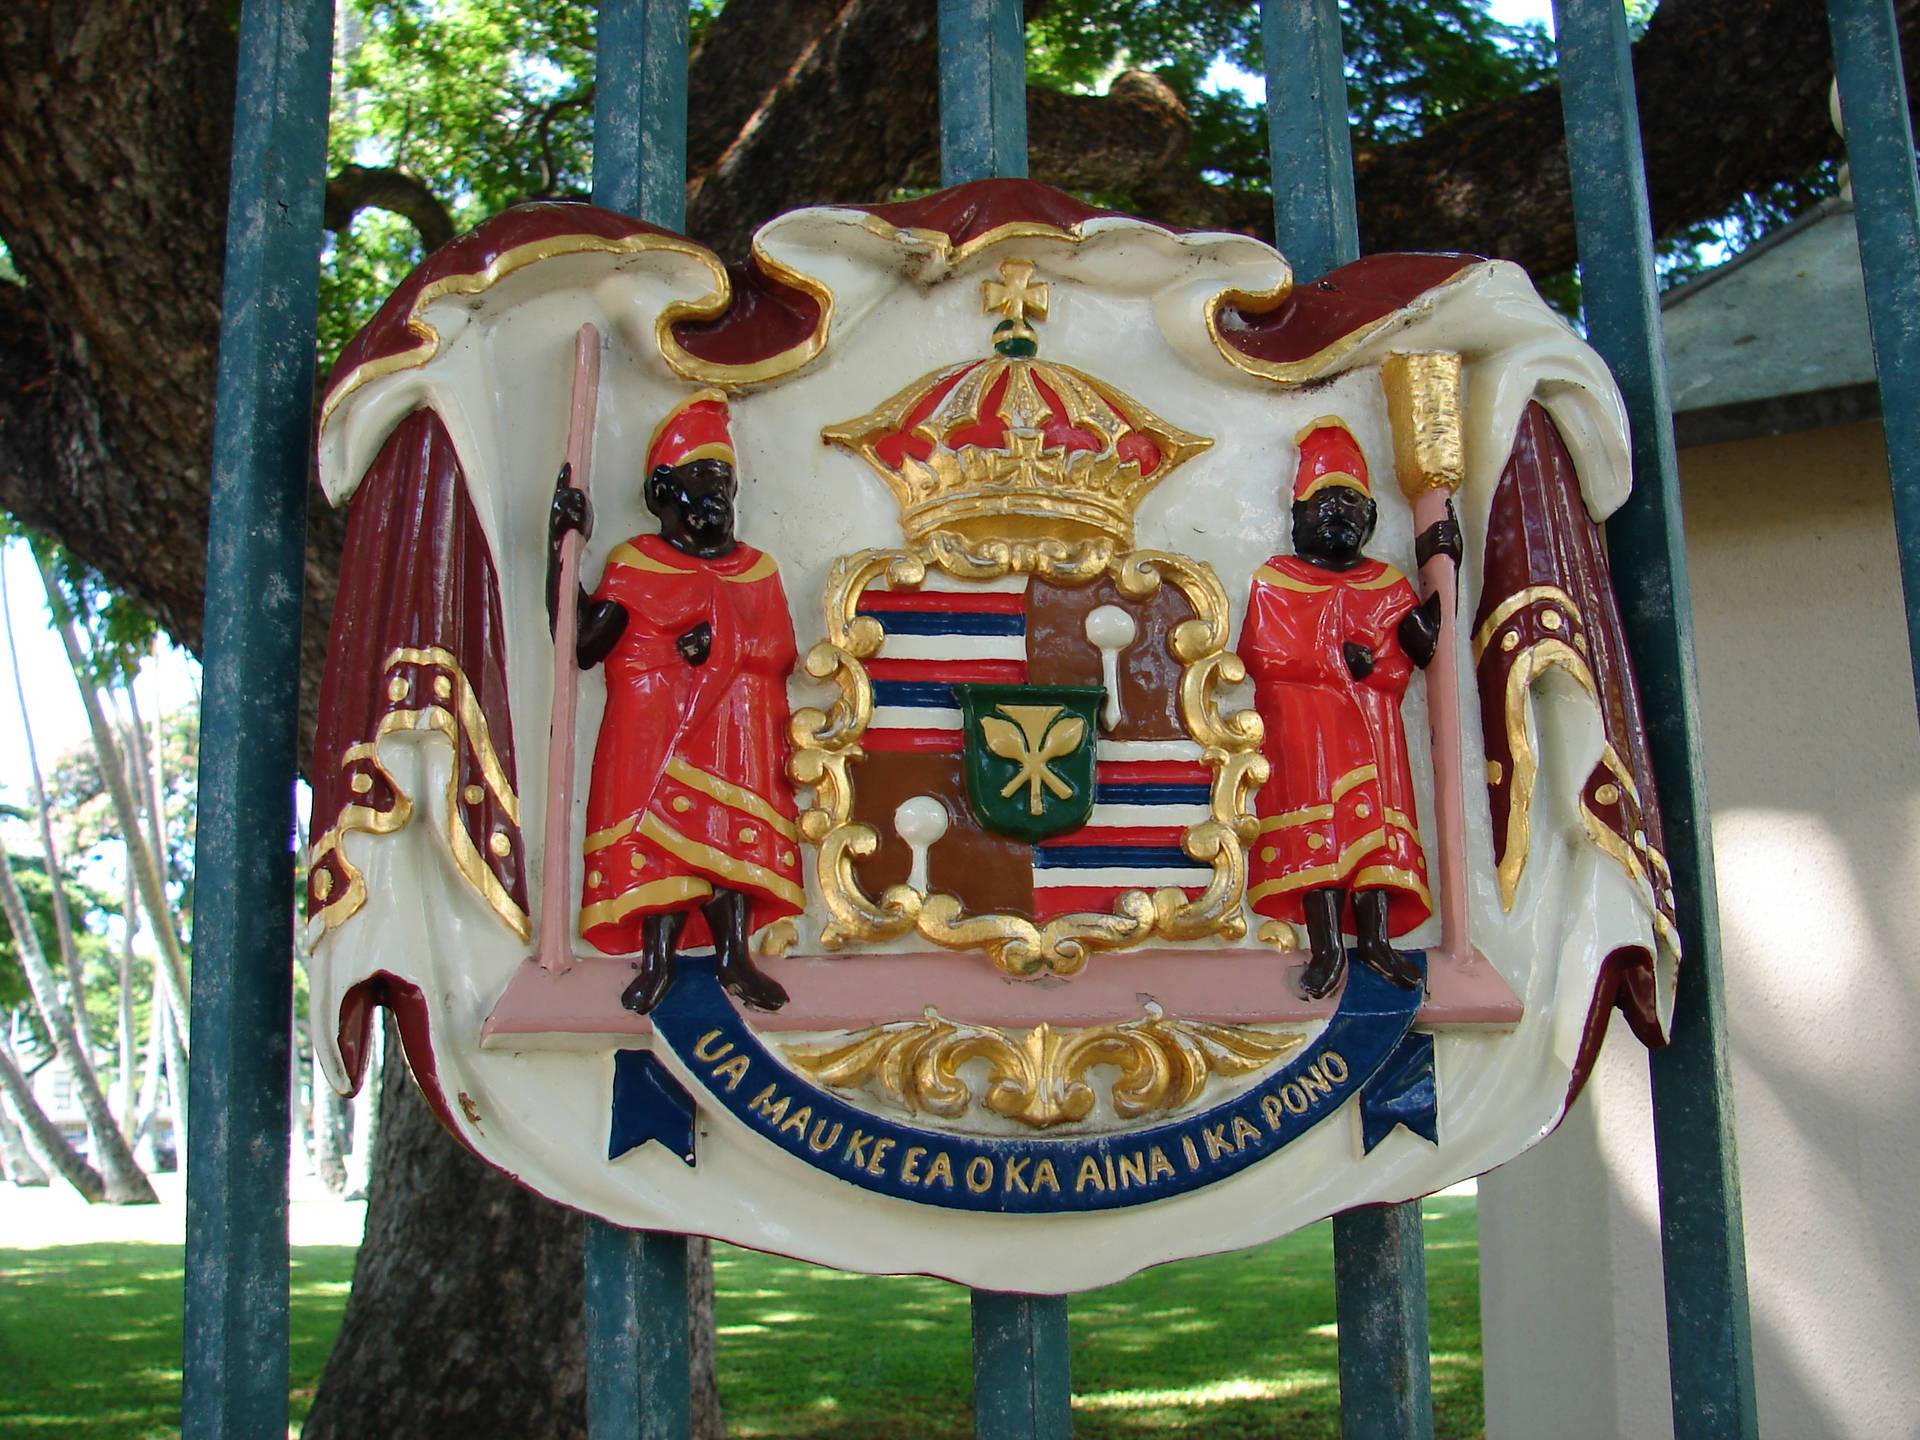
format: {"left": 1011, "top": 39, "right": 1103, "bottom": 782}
{"left": 789, "top": 547, "right": 1267, "bottom": 976}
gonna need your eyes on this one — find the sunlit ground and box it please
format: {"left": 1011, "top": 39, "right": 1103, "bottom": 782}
{"left": 0, "top": 1185, "right": 1479, "bottom": 1439}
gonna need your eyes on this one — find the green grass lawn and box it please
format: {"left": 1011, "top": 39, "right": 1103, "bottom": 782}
{"left": 0, "top": 1196, "right": 1479, "bottom": 1438}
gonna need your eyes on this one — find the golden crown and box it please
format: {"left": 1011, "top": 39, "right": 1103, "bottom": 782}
{"left": 822, "top": 259, "right": 1210, "bottom": 563}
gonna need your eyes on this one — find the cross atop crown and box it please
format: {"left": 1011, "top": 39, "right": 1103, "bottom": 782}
{"left": 981, "top": 259, "right": 1050, "bottom": 352}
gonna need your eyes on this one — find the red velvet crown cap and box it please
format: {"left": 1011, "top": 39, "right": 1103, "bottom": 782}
{"left": 646, "top": 388, "right": 737, "bottom": 472}
{"left": 1293, "top": 416, "right": 1371, "bottom": 500}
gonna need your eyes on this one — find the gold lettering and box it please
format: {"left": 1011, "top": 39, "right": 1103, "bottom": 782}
{"left": 902, "top": 1146, "right": 926, "bottom": 1184}
{"left": 1117, "top": 1152, "right": 1148, "bottom": 1189}
{"left": 1148, "top": 1147, "right": 1175, "bottom": 1181}
{"left": 1182, "top": 1135, "right": 1201, "bottom": 1170}
{"left": 1281, "top": 1082, "right": 1309, "bottom": 1114}
{"left": 925, "top": 1152, "right": 955, "bottom": 1188}
{"left": 692, "top": 1030, "right": 732, "bottom": 1062}
{"left": 843, "top": 1130, "right": 872, "bottom": 1168}
{"left": 1301, "top": 1064, "right": 1334, "bottom": 1100}
{"left": 1032, "top": 1159, "right": 1061, "bottom": 1193}
{"left": 711, "top": 1055, "right": 749, "bottom": 1091}
{"left": 1262, "top": 1094, "right": 1286, "bottom": 1129}
{"left": 1321, "top": 1051, "right": 1349, "bottom": 1083}
{"left": 779, "top": 1105, "right": 812, "bottom": 1138}
{"left": 1231, "top": 1116, "right": 1261, "bottom": 1149}
{"left": 965, "top": 1157, "right": 994, "bottom": 1193}
{"left": 1104, "top": 1155, "right": 1117, "bottom": 1190}
{"left": 1004, "top": 1157, "right": 1031, "bottom": 1194}
{"left": 748, "top": 1084, "right": 788, "bottom": 1125}
{"left": 1075, "top": 1156, "right": 1107, "bottom": 1193}
{"left": 866, "top": 1137, "right": 895, "bottom": 1176}
{"left": 1202, "top": 1123, "right": 1234, "bottom": 1160}
{"left": 808, "top": 1119, "right": 842, "bottom": 1153}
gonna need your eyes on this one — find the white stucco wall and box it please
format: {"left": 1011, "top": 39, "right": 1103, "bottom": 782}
{"left": 1481, "top": 419, "right": 1920, "bottom": 1438}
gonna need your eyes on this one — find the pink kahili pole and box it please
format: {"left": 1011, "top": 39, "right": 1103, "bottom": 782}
{"left": 1381, "top": 350, "right": 1480, "bottom": 967}
{"left": 537, "top": 324, "right": 601, "bottom": 972}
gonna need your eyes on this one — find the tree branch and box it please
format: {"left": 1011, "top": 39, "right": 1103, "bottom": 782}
{"left": 324, "top": 164, "right": 457, "bottom": 251}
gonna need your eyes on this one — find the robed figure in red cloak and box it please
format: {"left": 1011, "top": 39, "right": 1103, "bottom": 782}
{"left": 549, "top": 389, "right": 801, "bottom": 1013}
{"left": 1242, "top": 417, "right": 1457, "bottom": 999}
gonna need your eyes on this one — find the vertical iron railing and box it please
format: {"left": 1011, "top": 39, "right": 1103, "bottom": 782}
{"left": 936, "top": 3, "right": 1074, "bottom": 1436}
{"left": 1264, "top": 5, "right": 1436, "bottom": 1437}
{"left": 1553, "top": 2, "right": 1759, "bottom": 1436}
{"left": 1827, "top": 0, "right": 1920, "bottom": 712}
{"left": 587, "top": 3, "right": 697, "bottom": 1438}
{"left": 183, "top": 1, "right": 333, "bottom": 1437}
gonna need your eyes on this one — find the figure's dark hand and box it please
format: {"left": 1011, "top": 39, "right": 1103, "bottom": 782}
{"left": 550, "top": 477, "right": 592, "bottom": 544}
{"left": 1399, "top": 592, "right": 1444, "bottom": 668}
{"left": 1414, "top": 502, "right": 1463, "bottom": 570}
{"left": 677, "top": 621, "right": 712, "bottom": 666}
{"left": 1343, "top": 641, "right": 1375, "bottom": 681}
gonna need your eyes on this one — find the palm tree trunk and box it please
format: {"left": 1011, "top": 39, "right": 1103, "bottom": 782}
{"left": 0, "top": 842, "right": 155, "bottom": 1202}
{"left": 0, "top": 1037, "right": 103, "bottom": 1201}
{"left": 161, "top": 982, "right": 189, "bottom": 1156}
{"left": 35, "top": 553, "right": 190, "bottom": 1043}
{"left": 0, "top": 1086, "right": 49, "bottom": 1185}
{"left": 132, "top": 966, "right": 167, "bottom": 1170}
{"left": 117, "top": 858, "right": 138, "bottom": 1138}
{"left": 1, "top": 560, "right": 92, "bottom": 1052}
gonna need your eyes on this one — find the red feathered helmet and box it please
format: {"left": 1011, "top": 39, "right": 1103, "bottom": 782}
{"left": 646, "top": 388, "right": 737, "bottom": 473}
{"left": 1292, "top": 416, "right": 1371, "bottom": 501}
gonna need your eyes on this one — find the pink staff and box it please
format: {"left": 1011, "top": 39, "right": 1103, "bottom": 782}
{"left": 1382, "top": 350, "right": 1483, "bottom": 968}
{"left": 537, "top": 324, "right": 601, "bottom": 972}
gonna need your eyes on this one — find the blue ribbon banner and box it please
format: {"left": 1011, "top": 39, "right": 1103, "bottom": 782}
{"left": 612, "top": 954, "right": 1438, "bottom": 1211}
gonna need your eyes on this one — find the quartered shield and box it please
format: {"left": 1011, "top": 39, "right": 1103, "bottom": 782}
{"left": 954, "top": 683, "right": 1103, "bottom": 841}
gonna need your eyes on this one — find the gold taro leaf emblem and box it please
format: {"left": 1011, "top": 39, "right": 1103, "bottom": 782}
{"left": 981, "top": 704, "right": 1086, "bottom": 816}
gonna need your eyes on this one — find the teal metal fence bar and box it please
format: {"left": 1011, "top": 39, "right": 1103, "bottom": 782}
{"left": 935, "top": 8, "right": 1073, "bottom": 1433}
{"left": 939, "top": 0, "right": 1029, "bottom": 185}
{"left": 1331, "top": 1205, "right": 1435, "bottom": 1440}
{"left": 1263, "top": 5, "right": 1437, "bottom": 1434}
{"left": 1263, "top": 0, "right": 1361, "bottom": 283}
{"left": 588, "top": 3, "right": 696, "bottom": 1437}
{"left": 1551, "top": 2, "right": 1759, "bottom": 1436}
{"left": 182, "top": 1, "right": 334, "bottom": 1436}
{"left": 595, "top": 0, "right": 690, "bottom": 229}
{"left": 585, "top": 1222, "right": 693, "bottom": 1439}
{"left": 1827, "top": 0, "right": 1920, "bottom": 709}
{"left": 971, "top": 1291, "right": 1073, "bottom": 1440}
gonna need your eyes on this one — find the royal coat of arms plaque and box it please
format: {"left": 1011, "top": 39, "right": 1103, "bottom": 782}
{"left": 308, "top": 179, "right": 1679, "bottom": 1292}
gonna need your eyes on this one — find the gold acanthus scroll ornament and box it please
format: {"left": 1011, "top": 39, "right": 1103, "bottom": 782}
{"left": 783, "top": 1008, "right": 1306, "bottom": 1130}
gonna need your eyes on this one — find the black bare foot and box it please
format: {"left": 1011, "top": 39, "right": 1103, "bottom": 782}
{"left": 704, "top": 888, "right": 790, "bottom": 1012}
{"left": 620, "top": 910, "right": 686, "bottom": 1015}
{"left": 1297, "top": 886, "right": 1348, "bottom": 1000}
{"left": 1352, "top": 889, "right": 1423, "bottom": 991}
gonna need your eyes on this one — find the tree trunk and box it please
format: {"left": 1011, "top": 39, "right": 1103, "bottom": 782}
{"left": 1, "top": 559, "right": 93, "bottom": 1053}
{"left": 117, "top": 857, "right": 138, "bottom": 1138}
{"left": 302, "top": 1035, "right": 591, "bottom": 1440}
{"left": 0, "top": 1037, "right": 103, "bottom": 1201}
{"left": 161, "top": 979, "right": 189, "bottom": 1154}
{"left": 38, "top": 553, "right": 192, "bottom": 1045}
{"left": 0, "top": 1085, "right": 50, "bottom": 1186}
{"left": 0, "top": 842, "right": 156, "bottom": 1202}
{"left": 308, "top": 1048, "right": 348, "bottom": 1194}
{"left": 132, "top": 966, "right": 167, "bottom": 1171}
{"left": 305, "top": 1026, "right": 726, "bottom": 1439}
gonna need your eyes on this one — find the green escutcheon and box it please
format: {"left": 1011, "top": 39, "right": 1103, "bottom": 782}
{"left": 953, "top": 683, "right": 1104, "bottom": 842}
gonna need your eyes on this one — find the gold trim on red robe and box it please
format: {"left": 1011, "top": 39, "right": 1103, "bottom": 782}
{"left": 580, "top": 535, "right": 802, "bottom": 952}
{"left": 1241, "top": 554, "right": 1432, "bottom": 934}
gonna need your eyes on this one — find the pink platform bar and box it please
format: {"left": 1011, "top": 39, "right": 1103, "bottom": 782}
{"left": 479, "top": 945, "right": 1522, "bottom": 1049}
